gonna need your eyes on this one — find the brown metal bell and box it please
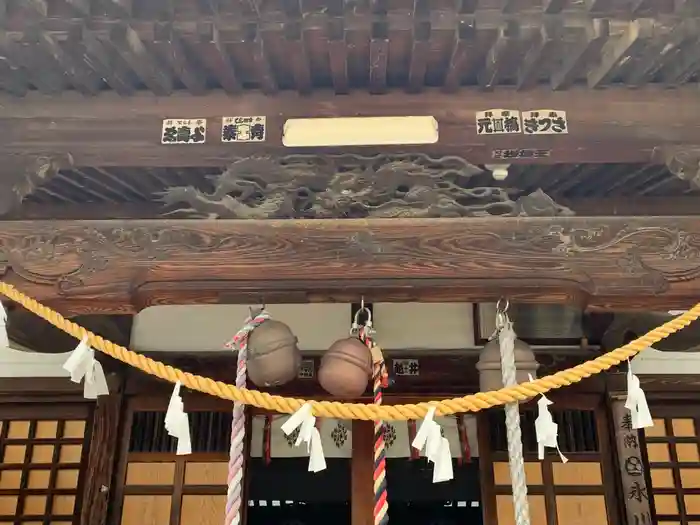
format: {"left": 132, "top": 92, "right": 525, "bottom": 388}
{"left": 246, "top": 319, "right": 301, "bottom": 387}
{"left": 318, "top": 337, "right": 372, "bottom": 398}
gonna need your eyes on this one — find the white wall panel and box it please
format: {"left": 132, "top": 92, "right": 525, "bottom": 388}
{"left": 373, "top": 303, "right": 474, "bottom": 349}
{"left": 131, "top": 303, "right": 476, "bottom": 353}
{"left": 632, "top": 347, "right": 700, "bottom": 375}
{"left": 0, "top": 345, "right": 70, "bottom": 377}
{"left": 131, "top": 304, "right": 351, "bottom": 352}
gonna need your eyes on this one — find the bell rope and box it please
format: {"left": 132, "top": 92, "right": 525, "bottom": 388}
{"left": 356, "top": 306, "right": 389, "bottom": 525}
{"left": 496, "top": 302, "right": 531, "bottom": 525}
{"left": 225, "top": 310, "right": 270, "bottom": 525}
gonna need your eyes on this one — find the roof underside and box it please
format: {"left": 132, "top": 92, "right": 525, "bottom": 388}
{"left": 1, "top": 0, "right": 699, "bottom": 96}
{"left": 13, "top": 159, "right": 698, "bottom": 219}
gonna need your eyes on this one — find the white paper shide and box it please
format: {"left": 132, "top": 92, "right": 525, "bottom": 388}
{"left": 625, "top": 359, "right": 654, "bottom": 430}
{"left": 165, "top": 381, "right": 192, "bottom": 455}
{"left": 0, "top": 302, "right": 8, "bottom": 348}
{"left": 411, "top": 406, "right": 454, "bottom": 483}
{"left": 530, "top": 375, "right": 567, "bottom": 463}
{"left": 281, "top": 403, "right": 327, "bottom": 473}
{"left": 62, "top": 335, "right": 109, "bottom": 399}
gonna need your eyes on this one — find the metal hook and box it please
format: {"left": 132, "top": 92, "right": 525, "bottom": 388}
{"left": 352, "top": 306, "right": 372, "bottom": 328}
{"left": 491, "top": 297, "right": 511, "bottom": 335}
{"left": 351, "top": 297, "right": 372, "bottom": 334}
{"left": 248, "top": 296, "right": 266, "bottom": 318}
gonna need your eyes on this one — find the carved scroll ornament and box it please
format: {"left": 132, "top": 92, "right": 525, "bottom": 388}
{"left": 156, "top": 154, "right": 574, "bottom": 219}
{"left": 1, "top": 219, "right": 700, "bottom": 308}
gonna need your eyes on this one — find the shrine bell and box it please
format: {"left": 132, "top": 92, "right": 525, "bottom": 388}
{"left": 246, "top": 319, "right": 301, "bottom": 387}
{"left": 318, "top": 337, "right": 372, "bottom": 398}
{"left": 476, "top": 337, "right": 539, "bottom": 391}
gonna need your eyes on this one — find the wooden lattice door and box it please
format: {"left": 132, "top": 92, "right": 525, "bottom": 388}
{"left": 480, "top": 396, "right": 618, "bottom": 525}
{"left": 0, "top": 403, "right": 92, "bottom": 525}
{"left": 112, "top": 408, "right": 231, "bottom": 525}
{"left": 642, "top": 407, "right": 700, "bottom": 525}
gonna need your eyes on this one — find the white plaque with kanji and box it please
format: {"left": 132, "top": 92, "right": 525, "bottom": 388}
{"left": 161, "top": 119, "right": 207, "bottom": 145}
{"left": 221, "top": 116, "right": 266, "bottom": 142}
{"left": 522, "top": 110, "right": 569, "bottom": 135}
{"left": 475, "top": 109, "right": 521, "bottom": 135}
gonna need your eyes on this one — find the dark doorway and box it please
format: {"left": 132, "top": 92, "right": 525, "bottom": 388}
{"left": 387, "top": 458, "right": 484, "bottom": 525}
{"left": 247, "top": 458, "right": 350, "bottom": 525}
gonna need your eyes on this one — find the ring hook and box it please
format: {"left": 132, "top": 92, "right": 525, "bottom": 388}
{"left": 351, "top": 297, "right": 372, "bottom": 334}
{"left": 496, "top": 297, "right": 510, "bottom": 314}
{"left": 249, "top": 297, "right": 266, "bottom": 318}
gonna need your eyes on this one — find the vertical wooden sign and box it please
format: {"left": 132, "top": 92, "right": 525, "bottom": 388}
{"left": 610, "top": 398, "right": 653, "bottom": 525}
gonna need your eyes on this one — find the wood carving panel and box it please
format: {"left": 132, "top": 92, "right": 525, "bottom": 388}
{"left": 1, "top": 217, "right": 700, "bottom": 313}
{"left": 659, "top": 145, "right": 700, "bottom": 189}
{"left": 156, "top": 154, "right": 574, "bottom": 219}
{"left": 0, "top": 154, "right": 73, "bottom": 216}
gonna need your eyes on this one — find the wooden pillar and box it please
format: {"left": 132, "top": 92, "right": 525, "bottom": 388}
{"left": 80, "top": 376, "right": 125, "bottom": 525}
{"left": 243, "top": 410, "right": 252, "bottom": 525}
{"left": 609, "top": 395, "right": 653, "bottom": 525}
{"left": 352, "top": 420, "right": 374, "bottom": 525}
{"left": 477, "top": 413, "right": 498, "bottom": 525}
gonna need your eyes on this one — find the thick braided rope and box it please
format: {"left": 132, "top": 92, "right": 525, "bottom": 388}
{"left": 1, "top": 282, "right": 698, "bottom": 420}
{"left": 360, "top": 328, "right": 389, "bottom": 525}
{"left": 499, "top": 320, "right": 530, "bottom": 525}
{"left": 224, "top": 311, "right": 270, "bottom": 525}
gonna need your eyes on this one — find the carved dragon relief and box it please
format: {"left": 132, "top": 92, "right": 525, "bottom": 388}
{"left": 2, "top": 220, "right": 700, "bottom": 297}
{"left": 0, "top": 154, "right": 74, "bottom": 216}
{"left": 155, "top": 154, "right": 575, "bottom": 219}
{"left": 656, "top": 145, "right": 700, "bottom": 188}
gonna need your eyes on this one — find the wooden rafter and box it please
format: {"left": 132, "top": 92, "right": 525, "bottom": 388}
{"left": 2, "top": 216, "right": 700, "bottom": 315}
{"left": 1, "top": 4, "right": 700, "bottom": 96}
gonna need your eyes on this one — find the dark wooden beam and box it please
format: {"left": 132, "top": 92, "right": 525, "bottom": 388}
{"left": 588, "top": 19, "right": 656, "bottom": 88}
{"left": 80, "top": 28, "right": 136, "bottom": 96}
{"left": 517, "top": 18, "right": 564, "bottom": 91}
{"left": 65, "top": 0, "right": 91, "bottom": 16}
{"left": 0, "top": 35, "right": 28, "bottom": 96}
{"left": 250, "top": 31, "right": 278, "bottom": 95}
{"left": 351, "top": 420, "right": 373, "bottom": 525}
{"left": 80, "top": 377, "right": 125, "bottom": 525}
{"left": 20, "top": 0, "right": 48, "bottom": 16}
{"left": 285, "top": 22, "right": 312, "bottom": 95}
{"left": 2, "top": 217, "right": 700, "bottom": 315}
{"left": 192, "top": 23, "right": 241, "bottom": 95}
{"left": 478, "top": 21, "right": 520, "bottom": 89}
{"left": 37, "top": 31, "right": 103, "bottom": 96}
{"left": 551, "top": 19, "right": 609, "bottom": 91}
{"left": 443, "top": 20, "right": 476, "bottom": 93}
{"left": 153, "top": 23, "right": 207, "bottom": 96}
{"left": 107, "top": 24, "right": 173, "bottom": 96}
{"left": 407, "top": 21, "right": 430, "bottom": 93}
{"left": 121, "top": 352, "right": 604, "bottom": 399}
{"left": 3, "top": 87, "right": 700, "bottom": 167}
{"left": 102, "top": 0, "right": 132, "bottom": 18}
{"left": 327, "top": 36, "right": 349, "bottom": 94}
{"left": 369, "top": 25, "right": 389, "bottom": 94}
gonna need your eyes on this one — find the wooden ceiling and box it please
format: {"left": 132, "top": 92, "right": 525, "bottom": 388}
{"left": 1, "top": 0, "right": 699, "bottom": 96}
